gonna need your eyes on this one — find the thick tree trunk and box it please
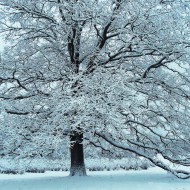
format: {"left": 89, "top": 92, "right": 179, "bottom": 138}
{"left": 69, "top": 130, "right": 86, "bottom": 176}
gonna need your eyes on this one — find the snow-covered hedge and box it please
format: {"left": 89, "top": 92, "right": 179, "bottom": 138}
{"left": 0, "top": 158, "right": 151, "bottom": 174}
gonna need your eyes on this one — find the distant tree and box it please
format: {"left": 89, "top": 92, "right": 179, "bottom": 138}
{"left": 0, "top": 0, "right": 190, "bottom": 178}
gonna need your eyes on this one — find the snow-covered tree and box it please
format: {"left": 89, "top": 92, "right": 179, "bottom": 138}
{"left": 1, "top": 0, "right": 190, "bottom": 178}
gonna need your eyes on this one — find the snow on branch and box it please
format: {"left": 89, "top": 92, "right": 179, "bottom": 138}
{"left": 96, "top": 132, "right": 190, "bottom": 179}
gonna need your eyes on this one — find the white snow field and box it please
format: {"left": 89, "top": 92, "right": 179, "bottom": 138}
{"left": 0, "top": 168, "right": 190, "bottom": 190}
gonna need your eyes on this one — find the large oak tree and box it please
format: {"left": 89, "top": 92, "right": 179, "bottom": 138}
{"left": 0, "top": 0, "right": 190, "bottom": 178}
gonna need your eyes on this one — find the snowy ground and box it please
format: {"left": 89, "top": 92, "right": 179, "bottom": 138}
{"left": 0, "top": 167, "right": 189, "bottom": 190}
